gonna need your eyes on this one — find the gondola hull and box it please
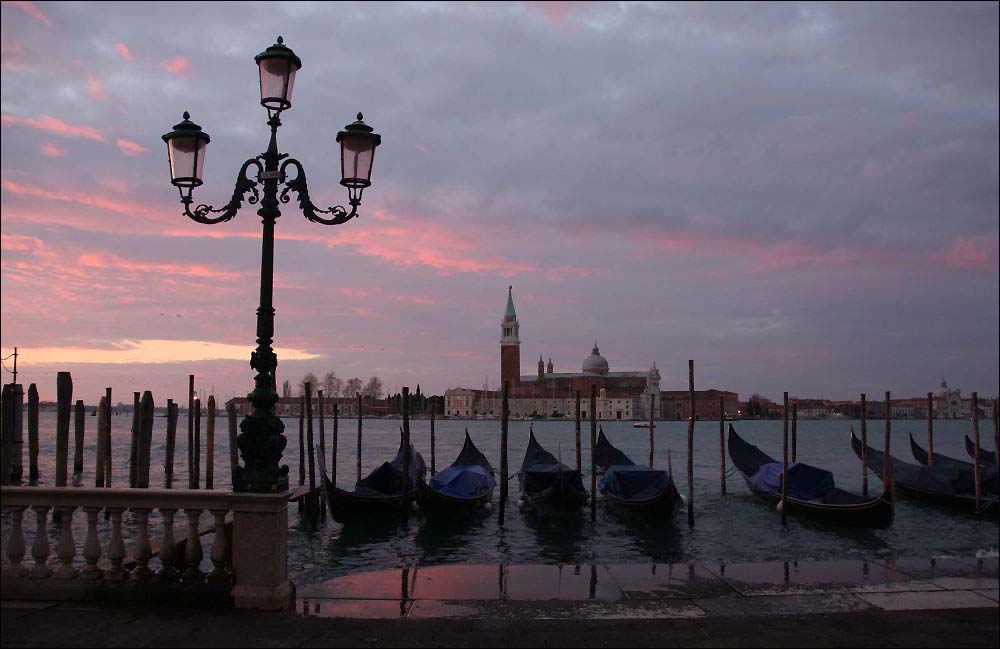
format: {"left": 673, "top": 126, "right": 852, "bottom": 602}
{"left": 518, "top": 474, "right": 588, "bottom": 516}
{"left": 602, "top": 478, "right": 682, "bottom": 517}
{"left": 323, "top": 472, "right": 411, "bottom": 521}
{"left": 729, "top": 425, "right": 893, "bottom": 528}
{"left": 852, "top": 429, "right": 998, "bottom": 516}
{"left": 966, "top": 436, "right": 997, "bottom": 465}
{"left": 416, "top": 480, "right": 492, "bottom": 515}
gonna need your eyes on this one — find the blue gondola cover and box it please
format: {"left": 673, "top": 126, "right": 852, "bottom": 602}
{"left": 748, "top": 462, "right": 835, "bottom": 501}
{"left": 429, "top": 464, "right": 495, "bottom": 499}
{"left": 599, "top": 465, "right": 669, "bottom": 500}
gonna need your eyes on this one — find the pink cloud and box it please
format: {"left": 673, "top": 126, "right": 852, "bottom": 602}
{"left": 116, "top": 138, "right": 149, "bottom": 156}
{"left": 545, "top": 265, "right": 596, "bottom": 281}
{"left": 161, "top": 56, "right": 190, "bottom": 76}
{"left": 39, "top": 142, "right": 67, "bottom": 157}
{"left": 1, "top": 113, "right": 105, "bottom": 141}
{"left": 1, "top": 179, "right": 174, "bottom": 224}
{"left": 77, "top": 251, "right": 244, "bottom": 281}
{"left": 14, "top": 2, "right": 52, "bottom": 28}
{"left": 87, "top": 78, "right": 106, "bottom": 101}
{"left": 941, "top": 236, "right": 993, "bottom": 270}
{"left": 115, "top": 43, "right": 132, "bottom": 61}
{"left": 1, "top": 32, "right": 32, "bottom": 69}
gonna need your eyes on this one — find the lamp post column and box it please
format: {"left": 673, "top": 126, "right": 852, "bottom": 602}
{"left": 236, "top": 118, "right": 288, "bottom": 493}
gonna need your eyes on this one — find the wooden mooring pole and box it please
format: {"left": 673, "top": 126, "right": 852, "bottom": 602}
{"left": 686, "top": 360, "right": 695, "bottom": 528}
{"left": 972, "top": 392, "right": 981, "bottom": 512}
{"left": 318, "top": 390, "right": 326, "bottom": 473}
{"left": 137, "top": 391, "right": 154, "bottom": 488}
{"left": 993, "top": 400, "right": 999, "bottom": 469}
{"left": 55, "top": 372, "right": 72, "bottom": 489}
{"left": 298, "top": 395, "right": 306, "bottom": 487}
{"left": 187, "top": 375, "right": 194, "bottom": 489}
{"left": 401, "top": 386, "right": 411, "bottom": 509}
{"left": 430, "top": 405, "right": 436, "bottom": 477}
{"left": 590, "top": 384, "right": 597, "bottom": 522}
{"left": 356, "top": 392, "right": 363, "bottom": 485}
{"left": 193, "top": 396, "right": 201, "bottom": 489}
{"left": 2, "top": 384, "right": 13, "bottom": 485}
{"left": 27, "top": 384, "right": 39, "bottom": 484}
{"left": 331, "top": 403, "right": 339, "bottom": 491}
{"left": 791, "top": 400, "right": 798, "bottom": 463}
{"left": 574, "top": 390, "right": 582, "bottom": 472}
{"left": 719, "top": 395, "right": 726, "bottom": 495}
{"left": 860, "top": 393, "right": 868, "bottom": 496}
{"left": 926, "top": 392, "right": 934, "bottom": 466}
{"left": 165, "top": 399, "right": 177, "bottom": 488}
{"left": 73, "top": 399, "right": 85, "bottom": 476}
{"left": 95, "top": 396, "right": 107, "bottom": 487}
{"left": 781, "top": 391, "right": 788, "bottom": 526}
{"left": 648, "top": 393, "right": 655, "bottom": 468}
{"left": 205, "top": 395, "right": 216, "bottom": 489}
{"left": 103, "top": 387, "right": 112, "bottom": 487}
{"left": 498, "top": 381, "right": 509, "bottom": 526}
{"left": 883, "top": 391, "right": 892, "bottom": 501}
{"left": 129, "top": 391, "right": 140, "bottom": 488}
{"left": 306, "top": 383, "right": 317, "bottom": 513}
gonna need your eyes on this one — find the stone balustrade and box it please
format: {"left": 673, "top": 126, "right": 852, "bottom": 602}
{"left": 1, "top": 486, "right": 293, "bottom": 610}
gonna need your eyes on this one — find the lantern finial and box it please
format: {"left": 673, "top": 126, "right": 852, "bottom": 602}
{"left": 277, "top": 35, "right": 283, "bottom": 44}
{"left": 183, "top": 111, "right": 190, "bottom": 120}
{"left": 357, "top": 112, "right": 363, "bottom": 121}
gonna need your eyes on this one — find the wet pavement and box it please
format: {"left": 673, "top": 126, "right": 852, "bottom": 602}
{"left": 295, "top": 555, "right": 999, "bottom": 620}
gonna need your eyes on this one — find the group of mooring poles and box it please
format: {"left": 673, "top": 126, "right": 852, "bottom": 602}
{"left": 0, "top": 371, "right": 236, "bottom": 492}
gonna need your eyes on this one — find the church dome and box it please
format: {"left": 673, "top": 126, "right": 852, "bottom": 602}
{"left": 582, "top": 343, "right": 609, "bottom": 375}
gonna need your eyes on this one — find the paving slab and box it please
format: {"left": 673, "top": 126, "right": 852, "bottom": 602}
{"left": 858, "top": 589, "right": 998, "bottom": 612}
{"left": 694, "top": 592, "right": 876, "bottom": 617}
{"left": 606, "top": 563, "right": 739, "bottom": 600}
{"left": 972, "top": 589, "right": 999, "bottom": 603}
{"left": 410, "top": 564, "right": 503, "bottom": 600}
{"left": 297, "top": 567, "right": 417, "bottom": 600}
{"left": 881, "top": 556, "right": 1000, "bottom": 591}
{"left": 505, "top": 564, "right": 623, "bottom": 601}
{"left": 300, "top": 597, "right": 412, "bottom": 619}
{"left": 709, "top": 559, "right": 942, "bottom": 596}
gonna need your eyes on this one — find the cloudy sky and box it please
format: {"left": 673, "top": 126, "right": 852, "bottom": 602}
{"left": 1, "top": 1, "right": 997, "bottom": 404}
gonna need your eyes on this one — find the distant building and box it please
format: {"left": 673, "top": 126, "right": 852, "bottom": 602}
{"left": 225, "top": 395, "right": 390, "bottom": 417}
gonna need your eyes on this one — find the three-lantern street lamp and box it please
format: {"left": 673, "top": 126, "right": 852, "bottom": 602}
{"left": 162, "top": 37, "right": 381, "bottom": 493}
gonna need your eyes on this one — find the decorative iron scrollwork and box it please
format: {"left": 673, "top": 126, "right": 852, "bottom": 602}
{"left": 182, "top": 158, "right": 263, "bottom": 224}
{"left": 279, "top": 158, "right": 359, "bottom": 225}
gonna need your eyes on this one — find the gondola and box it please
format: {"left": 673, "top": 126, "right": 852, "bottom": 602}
{"left": 417, "top": 430, "right": 495, "bottom": 515}
{"left": 518, "top": 428, "right": 587, "bottom": 516}
{"left": 851, "top": 428, "right": 998, "bottom": 515}
{"left": 320, "top": 438, "right": 426, "bottom": 521}
{"left": 594, "top": 427, "right": 681, "bottom": 516}
{"left": 908, "top": 434, "right": 999, "bottom": 495}
{"left": 965, "top": 436, "right": 997, "bottom": 465}
{"left": 729, "top": 425, "right": 893, "bottom": 528}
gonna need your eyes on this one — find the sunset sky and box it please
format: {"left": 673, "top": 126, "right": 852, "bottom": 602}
{"left": 1, "top": 1, "right": 997, "bottom": 404}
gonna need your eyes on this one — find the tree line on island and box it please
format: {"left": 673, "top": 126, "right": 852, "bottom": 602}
{"left": 281, "top": 371, "right": 440, "bottom": 414}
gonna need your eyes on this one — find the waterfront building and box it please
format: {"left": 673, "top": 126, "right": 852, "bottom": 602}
{"left": 226, "top": 395, "right": 391, "bottom": 417}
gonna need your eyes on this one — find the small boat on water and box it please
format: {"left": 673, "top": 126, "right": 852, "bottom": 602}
{"left": 321, "top": 438, "right": 426, "bottom": 521}
{"left": 908, "top": 434, "right": 999, "bottom": 494}
{"left": 730, "top": 425, "right": 893, "bottom": 528}
{"left": 851, "top": 429, "right": 997, "bottom": 516}
{"left": 417, "top": 430, "right": 495, "bottom": 515}
{"left": 518, "top": 428, "right": 587, "bottom": 516}
{"left": 594, "top": 428, "right": 681, "bottom": 516}
{"left": 632, "top": 421, "right": 650, "bottom": 428}
{"left": 965, "top": 436, "right": 997, "bottom": 465}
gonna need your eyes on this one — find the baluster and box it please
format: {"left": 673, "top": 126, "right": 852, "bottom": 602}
{"left": 29, "top": 505, "right": 51, "bottom": 579}
{"left": 183, "top": 508, "right": 204, "bottom": 581}
{"left": 54, "top": 506, "right": 77, "bottom": 579}
{"left": 80, "top": 507, "right": 103, "bottom": 582}
{"left": 131, "top": 508, "right": 153, "bottom": 580}
{"left": 3, "top": 506, "right": 27, "bottom": 578}
{"left": 158, "top": 509, "right": 177, "bottom": 578}
{"left": 209, "top": 509, "right": 229, "bottom": 580}
{"left": 105, "top": 508, "right": 126, "bottom": 581}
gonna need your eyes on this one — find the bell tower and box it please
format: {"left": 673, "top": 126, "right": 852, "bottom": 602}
{"left": 500, "top": 286, "right": 521, "bottom": 388}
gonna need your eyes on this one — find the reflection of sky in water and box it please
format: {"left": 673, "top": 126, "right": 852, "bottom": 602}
{"left": 3, "top": 414, "right": 998, "bottom": 583}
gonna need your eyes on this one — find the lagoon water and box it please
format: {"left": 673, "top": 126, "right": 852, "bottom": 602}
{"left": 3, "top": 412, "right": 998, "bottom": 584}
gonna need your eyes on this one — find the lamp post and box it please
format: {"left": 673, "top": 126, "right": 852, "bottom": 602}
{"left": 162, "top": 36, "right": 381, "bottom": 493}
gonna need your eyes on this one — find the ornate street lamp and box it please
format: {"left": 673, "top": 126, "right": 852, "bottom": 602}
{"left": 162, "top": 36, "right": 381, "bottom": 493}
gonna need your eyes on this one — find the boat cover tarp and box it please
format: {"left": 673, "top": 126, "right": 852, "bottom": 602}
{"left": 748, "top": 462, "right": 836, "bottom": 501}
{"left": 600, "top": 465, "right": 669, "bottom": 500}
{"left": 429, "top": 465, "right": 494, "bottom": 499}
{"left": 354, "top": 440, "right": 426, "bottom": 498}
{"left": 520, "top": 431, "right": 585, "bottom": 495}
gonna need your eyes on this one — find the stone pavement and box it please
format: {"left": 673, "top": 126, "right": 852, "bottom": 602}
{"left": 2, "top": 556, "right": 997, "bottom": 647}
